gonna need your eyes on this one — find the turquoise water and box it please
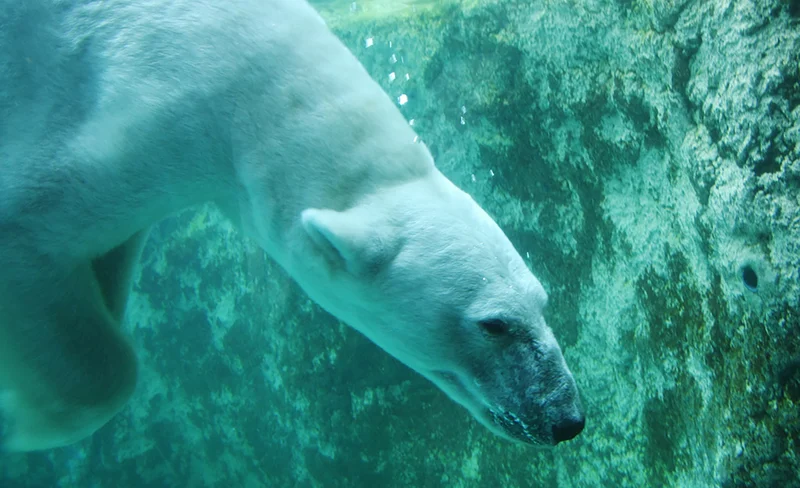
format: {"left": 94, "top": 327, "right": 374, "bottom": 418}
{"left": 1, "top": 0, "right": 799, "bottom": 487}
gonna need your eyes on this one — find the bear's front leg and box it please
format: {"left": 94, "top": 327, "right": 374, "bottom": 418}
{"left": 0, "top": 254, "right": 138, "bottom": 452}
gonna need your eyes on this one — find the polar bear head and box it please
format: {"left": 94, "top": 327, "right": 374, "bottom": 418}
{"left": 298, "top": 170, "right": 585, "bottom": 446}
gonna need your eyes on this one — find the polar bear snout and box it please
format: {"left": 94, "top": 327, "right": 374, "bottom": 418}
{"left": 544, "top": 368, "right": 585, "bottom": 444}
{"left": 489, "top": 379, "right": 584, "bottom": 446}
{"left": 552, "top": 411, "right": 585, "bottom": 443}
{"left": 541, "top": 351, "right": 585, "bottom": 445}
{"left": 475, "top": 335, "right": 585, "bottom": 446}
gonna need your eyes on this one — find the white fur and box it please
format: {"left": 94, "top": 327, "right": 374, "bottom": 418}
{"left": 0, "top": 0, "right": 582, "bottom": 451}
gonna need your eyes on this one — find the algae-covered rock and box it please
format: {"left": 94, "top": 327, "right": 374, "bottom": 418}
{"left": 2, "top": 0, "right": 797, "bottom": 487}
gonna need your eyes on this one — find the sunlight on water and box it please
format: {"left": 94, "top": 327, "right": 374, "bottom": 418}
{"left": 311, "top": 0, "right": 458, "bottom": 26}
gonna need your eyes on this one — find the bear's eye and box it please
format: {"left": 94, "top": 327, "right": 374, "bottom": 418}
{"left": 478, "top": 319, "right": 510, "bottom": 336}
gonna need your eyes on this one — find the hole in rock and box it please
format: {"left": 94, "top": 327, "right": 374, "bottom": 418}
{"left": 741, "top": 264, "right": 759, "bottom": 292}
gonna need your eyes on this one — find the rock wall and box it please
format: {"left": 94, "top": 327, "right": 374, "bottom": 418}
{"left": 2, "top": 0, "right": 798, "bottom": 487}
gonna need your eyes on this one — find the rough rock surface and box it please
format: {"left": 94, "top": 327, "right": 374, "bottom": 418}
{"left": 2, "top": 0, "right": 798, "bottom": 486}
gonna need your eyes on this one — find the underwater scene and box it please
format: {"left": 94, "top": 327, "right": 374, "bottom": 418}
{"left": 1, "top": 0, "right": 799, "bottom": 486}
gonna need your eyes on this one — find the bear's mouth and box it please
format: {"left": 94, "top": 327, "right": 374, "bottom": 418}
{"left": 428, "top": 369, "right": 547, "bottom": 446}
{"left": 488, "top": 408, "right": 542, "bottom": 445}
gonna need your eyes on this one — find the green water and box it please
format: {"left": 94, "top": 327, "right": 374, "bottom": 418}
{"left": 1, "top": 0, "right": 799, "bottom": 487}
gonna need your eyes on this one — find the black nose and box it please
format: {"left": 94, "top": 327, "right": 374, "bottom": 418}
{"left": 552, "top": 414, "right": 585, "bottom": 443}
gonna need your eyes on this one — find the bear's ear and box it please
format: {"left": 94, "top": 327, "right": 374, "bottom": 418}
{"left": 301, "top": 208, "right": 392, "bottom": 276}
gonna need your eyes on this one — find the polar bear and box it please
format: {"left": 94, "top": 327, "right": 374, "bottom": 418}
{"left": 0, "top": 0, "right": 584, "bottom": 451}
